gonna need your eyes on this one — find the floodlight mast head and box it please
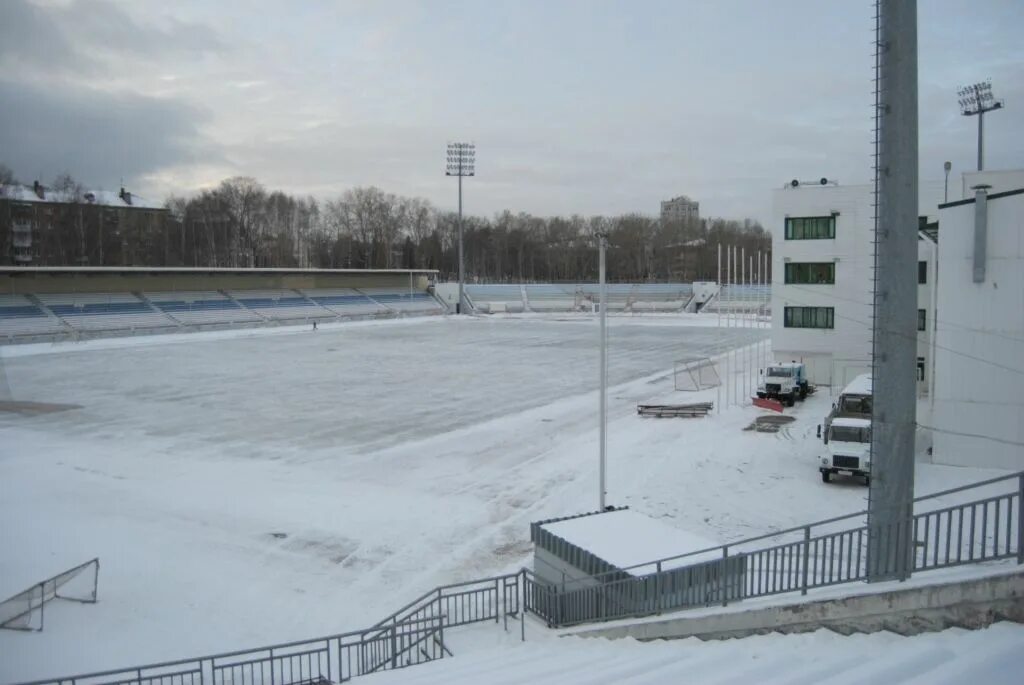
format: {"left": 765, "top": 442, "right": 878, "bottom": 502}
{"left": 957, "top": 80, "right": 1004, "bottom": 171}
{"left": 957, "top": 80, "right": 1003, "bottom": 116}
{"left": 446, "top": 142, "right": 476, "bottom": 177}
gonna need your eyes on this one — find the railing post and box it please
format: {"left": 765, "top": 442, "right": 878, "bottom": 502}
{"left": 721, "top": 547, "right": 729, "bottom": 607}
{"left": 495, "top": 577, "right": 500, "bottom": 623}
{"left": 1017, "top": 474, "right": 1023, "bottom": 565}
{"left": 801, "top": 526, "right": 811, "bottom": 595}
{"left": 390, "top": 619, "right": 397, "bottom": 670}
{"left": 655, "top": 561, "right": 663, "bottom": 615}
{"left": 520, "top": 570, "right": 526, "bottom": 642}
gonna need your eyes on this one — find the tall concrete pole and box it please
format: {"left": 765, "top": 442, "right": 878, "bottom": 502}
{"left": 868, "top": 0, "right": 918, "bottom": 583}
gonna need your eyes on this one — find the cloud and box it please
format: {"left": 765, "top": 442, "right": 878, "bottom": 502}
{"left": 0, "top": 0, "right": 222, "bottom": 77}
{"left": 0, "top": 79, "right": 217, "bottom": 191}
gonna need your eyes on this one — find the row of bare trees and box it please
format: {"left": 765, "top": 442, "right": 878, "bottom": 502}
{"left": 2, "top": 168, "right": 770, "bottom": 281}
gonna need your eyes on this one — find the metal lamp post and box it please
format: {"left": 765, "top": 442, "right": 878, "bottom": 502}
{"left": 958, "top": 81, "right": 1004, "bottom": 171}
{"left": 943, "top": 161, "right": 952, "bottom": 203}
{"left": 597, "top": 232, "right": 608, "bottom": 510}
{"left": 445, "top": 142, "right": 475, "bottom": 314}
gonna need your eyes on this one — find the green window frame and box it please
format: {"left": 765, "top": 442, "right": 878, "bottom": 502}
{"left": 784, "top": 262, "right": 835, "bottom": 284}
{"left": 784, "top": 306, "right": 834, "bottom": 329}
{"left": 918, "top": 308, "right": 926, "bottom": 331}
{"left": 784, "top": 215, "right": 835, "bottom": 240}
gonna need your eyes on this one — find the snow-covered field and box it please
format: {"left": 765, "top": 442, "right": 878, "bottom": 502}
{"left": 0, "top": 315, "right": 1010, "bottom": 682}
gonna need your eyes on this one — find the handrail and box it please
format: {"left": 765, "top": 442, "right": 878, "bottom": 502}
{"left": 534, "top": 470, "right": 1024, "bottom": 585}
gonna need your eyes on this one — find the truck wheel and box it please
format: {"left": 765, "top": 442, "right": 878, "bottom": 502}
{"left": 756, "top": 392, "right": 766, "bottom": 399}
{"left": 787, "top": 394, "right": 796, "bottom": 407}
{"left": 821, "top": 471, "right": 830, "bottom": 483}
{"left": 864, "top": 475, "right": 871, "bottom": 487}
{"left": 799, "top": 386, "right": 807, "bottom": 401}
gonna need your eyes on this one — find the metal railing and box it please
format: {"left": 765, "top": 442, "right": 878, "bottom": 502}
{"left": 12, "top": 472, "right": 1022, "bottom": 685}
{"left": 529, "top": 471, "right": 1023, "bottom": 627}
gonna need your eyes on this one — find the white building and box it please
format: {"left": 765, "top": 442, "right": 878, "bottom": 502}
{"left": 770, "top": 181, "right": 939, "bottom": 388}
{"left": 660, "top": 195, "right": 699, "bottom": 223}
{"left": 931, "top": 172, "right": 1024, "bottom": 470}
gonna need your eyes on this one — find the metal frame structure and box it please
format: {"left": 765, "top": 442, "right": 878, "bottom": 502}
{"left": 445, "top": 142, "right": 475, "bottom": 314}
{"left": 0, "top": 558, "right": 99, "bottom": 632}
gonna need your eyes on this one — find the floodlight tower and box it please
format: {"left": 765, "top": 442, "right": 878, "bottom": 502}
{"left": 446, "top": 142, "right": 475, "bottom": 314}
{"left": 958, "top": 81, "right": 1004, "bottom": 171}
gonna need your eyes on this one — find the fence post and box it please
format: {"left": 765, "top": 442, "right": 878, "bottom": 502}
{"left": 721, "top": 547, "right": 729, "bottom": 607}
{"left": 655, "top": 561, "right": 663, "bottom": 615}
{"left": 390, "top": 619, "right": 397, "bottom": 670}
{"left": 495, "top": 577, "right": 500, "bottom": 624}
{"left": 38, "top": 581, "right": 45, "bottom": 632}
{"left": 801, "top": 526, "right": 811, "bottom": 596}
{"left": 1017, "top": 474, "right": 1023, "bottom": 565}
{"left": 520, "top": 570, "right": 526, "bottom": 642}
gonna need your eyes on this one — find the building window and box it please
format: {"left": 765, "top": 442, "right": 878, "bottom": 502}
{"left": 918, "top": 309, "right": 926, "bottom": 331}
{"left": 917, "top": 357, "right": 926, "bottom": 382}
{"left": 918, "top": 261, "right": 927, "bottom": 284}
{"left": 784, "top": 306, "right": 834, "bottom": 329}
{"left": 785, "top": 216, "right": 835, "bottom": 240}
{"left": 784, "top": 262, "right": 835, "bottom": 284}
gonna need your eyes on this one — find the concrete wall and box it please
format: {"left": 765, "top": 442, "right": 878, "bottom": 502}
{"left": 571, "top": 569, "right": 1024, "bottom": 641}
{"left": 0, "top": 269, "right": 432, "bottom": 295}
{"left": 961, "top": 170, "right": 1024, "bottom": 197}
{"left": 771, "top": 183, "right": 938, "bottom": 387}
{"left": 932, "top": 189, "right": 1024, "bottom": 469}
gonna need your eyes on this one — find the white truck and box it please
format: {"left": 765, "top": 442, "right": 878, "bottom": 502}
{"left": 756, "top": 362, "right": 809, "bottom": 407}
{"left": 817, "top": 374, "right": 874, "bottom": 485}
{"left": 819, "top": 417, "right": 872, "bottom": 484}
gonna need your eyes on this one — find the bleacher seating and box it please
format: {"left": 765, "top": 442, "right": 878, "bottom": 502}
{"left": 464, "top": 284, "right": 526, "bottom": 313}
{"left": 359, "top": 288, "right": 443, "bottom": 314}
{"left": 702, "top": 285, "right": 771, "bottom": 316}
{"left": 145, "top": 291, "right": 262, "bottom": 326}
{"left": 524, "top": 284, "right": 579, "bottom": 311}
{"left": 0, "top": 295, "right": 67, "bottom": 339}
{"left": 36, "top": 293, "right": 177, "bottom": 332}
{"left": 300, "top": 289, "right": 389, "bottom": 317}
{"left": 227, "top": 290, "right": 332, "bottom": 321}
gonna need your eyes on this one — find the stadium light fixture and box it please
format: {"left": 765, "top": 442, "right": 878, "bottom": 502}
{"left": 446, "top": 142, "right": 475, "bottom": 314}
{"left": 957, "top": 80, "right": 1004, "bottom": 171}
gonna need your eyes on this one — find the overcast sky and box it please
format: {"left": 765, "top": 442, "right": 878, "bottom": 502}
{"left": 1, "top": 0, "right": 1021, "bottom": 222}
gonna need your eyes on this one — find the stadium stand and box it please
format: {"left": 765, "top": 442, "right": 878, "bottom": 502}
{"left": 226, "top": 290, "right": 333, "bottom": 322}
{"left": 36, "top": 293, "right": 178, "bottom": 332}
{"left": 701, "top": 284, "right": 771, "bottom": 316}
{"left": 0, "top": 294, "right": 67, "bottom": 340}
{"left": 359, "top": 287, "right": 444, "bottom": 314}
{"left": 300, "top": 288, "right": 390, "bottom": 317}
{"left": 523, "top": 284, "right": 579, "bottom": 311}
{"left": 145, "top": 291, "right": 263, "bottom": 326}
{"left": 464, "top": 284, "right": 527, "bottom": 313}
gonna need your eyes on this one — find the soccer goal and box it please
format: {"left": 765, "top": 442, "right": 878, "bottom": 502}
{"left": 673, "top": 357, "right": 721, "bottom": 391}
{"left": 0, "top": 558, "right": 99, "bottom": 631}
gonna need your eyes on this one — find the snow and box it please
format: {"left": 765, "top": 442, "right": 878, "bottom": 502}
{"left": 358, "top": 623, "right": 1024, "bottom": 685}
{"left": 841, "top": 373, "right": 872, "bottom": 396}
{"left": 0, "top": 184, "right": 163, "bottom": 210}
{"left": 832, "top": 417, "right": 871, "bottom": 428}
{"left": 541, "top": 509, "right": 721, "bottom": 574}
{"left": 0, "top": 315, "right": 1012, "bottom": 683}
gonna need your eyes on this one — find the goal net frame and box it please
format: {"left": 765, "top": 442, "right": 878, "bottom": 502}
{"left": 0, "top": 558, "right": 99, "bottom": 632}
{"left": 673, "top": 357, "right": 721, "bottom": 392}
